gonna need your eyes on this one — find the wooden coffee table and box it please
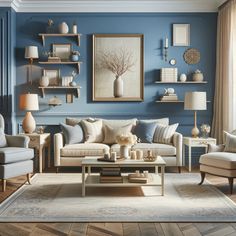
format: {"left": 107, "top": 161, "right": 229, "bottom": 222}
{"left": 81, "top": 156, "right": 166, "bottom": 197}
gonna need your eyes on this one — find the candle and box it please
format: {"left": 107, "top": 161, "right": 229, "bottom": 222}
{"left": 130, "top": 151, "right": 137, "bottom": 160}
{"left": 143, "top": 170, "right": 149, "bottom": 178}
{"left": 165, "top": 37, "right": 168, "bottom": 48}
{"left": 136, "top": 150, "right": 143, "bottom": 160}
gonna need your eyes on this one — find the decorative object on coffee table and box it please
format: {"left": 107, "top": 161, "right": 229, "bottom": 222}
{"left": 92, "top": 34, "right": 144, "bottom": 101}
{"left": 116, "top": 133, "right": 137, "bottom": 159}
{"left": 184, "top": 48, "right": 200, "bottom": 64}
{"left": 143, "top": 150, "right": 158, "bottom": 162}
{"left": 184, "top": 92, "right": 207, "bottom": 138}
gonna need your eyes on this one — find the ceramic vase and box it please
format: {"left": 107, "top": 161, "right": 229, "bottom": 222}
{"left": 180, "top": 73, "right": 187, "bottom": 82}
{"left": 72, "top": 24, "right": 77, "bottom": 34}
{"left": 71, "top": 54, "right": 79, "bottom": 62}
{"left": 39, "top": 76, "right": 49, "bottom": 87}
{"left": 120, "top": 145, "right": 129, "bottom": 159}
{"left": 114, "top": 76, "right": 123, "bottom": 98}
{"left": 58, "top": 22, "right": 69, "bottom": 34}
{"left": 193, "top": 70, "right": 204, "bottom": 82}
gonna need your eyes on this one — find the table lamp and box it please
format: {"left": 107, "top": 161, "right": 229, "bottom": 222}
{"left": 184, "top": 92, "right": 207, "bottom": 138}
{"left": 25, "top": 46, "right": 38, "bottom": 84}
{"left": 20, "top": 93, "right": 39, "bottom": 133}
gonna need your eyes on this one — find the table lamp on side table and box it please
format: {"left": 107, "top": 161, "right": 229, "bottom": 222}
{"left": 184, "top": 92, "right": 207, "bottom": 138}
{"left": 20, "top": 93, "right": 39, "bottom": 133}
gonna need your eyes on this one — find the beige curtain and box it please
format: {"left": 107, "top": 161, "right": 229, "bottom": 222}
{"left": 212, "top": 0, "right": 236, "bottom": 143}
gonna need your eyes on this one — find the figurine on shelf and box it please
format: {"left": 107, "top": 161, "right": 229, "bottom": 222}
{"left": 71, "top": 51, "right": 80, "bottom": 62}
{"left": 72, "top": 22, "right": 77, "bottom": 34}
{"left": 46, "top": 19, "right": 54, "bottom": 33}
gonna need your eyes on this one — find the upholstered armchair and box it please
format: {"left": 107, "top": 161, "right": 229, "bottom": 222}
{"left": 0, "top": 114, "right": 34, "bottom": 191}
{"left": 199, "top": 130, "right": 236, "bottom": 194}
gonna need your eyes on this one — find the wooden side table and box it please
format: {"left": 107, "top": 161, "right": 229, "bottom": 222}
{"left": 183, "top": 137, "right": 216, "bottom": 172}
{"left": 22, "top": 133, "right": 51, "bottom": 173}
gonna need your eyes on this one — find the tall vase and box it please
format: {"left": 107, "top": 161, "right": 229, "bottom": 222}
{"left": 114, "top": 76, "right": 123, "bottom": 98}
{"left": 120, "top": 145, "right": 129, "bottom": 159}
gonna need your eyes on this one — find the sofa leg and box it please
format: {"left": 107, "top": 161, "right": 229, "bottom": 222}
{"left": 27, "top": 173, "right": 31, "bottom": 185}
{"left": 2, "top": 179, "right": 6, "bottom": 192}
{"left": 228, "top": 178, "right": 234, "bottom": 194}
{"left": 199, "top": 172, "right": 205, "bottom": 185}
{"left": 178, "top": 167, "right": 181, "bottom": 173}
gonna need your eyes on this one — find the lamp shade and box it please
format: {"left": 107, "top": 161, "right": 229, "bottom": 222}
{"left": 19, "top": 94, "right": 39, "bottom": 111}
{"left": 184, "top": 92, "right": 207, "bottom": 111}
{"left": 25, "top": 46, "right": 39, "bottom": 59}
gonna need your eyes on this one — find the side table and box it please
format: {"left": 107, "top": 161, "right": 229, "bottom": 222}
{"left": 183, "top": 137, "right": 216, "bottom": 172}
{"left": 22, "top": 133, "right": 51, "bottom": 173}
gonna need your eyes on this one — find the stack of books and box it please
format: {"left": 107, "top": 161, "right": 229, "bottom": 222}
{"left": 100, "top": 167, "right": 123, "bottom": 183}
{"left": 128, "top": 173, "right": 148, "bottom": 183}
{"left": 160, "top": 68, "right": 178, "bottom": 82}
{"left": 48, "top": 56, "right": 61, "bottom": 62}
{"left": 161, "top": 93, "right": 178, "bottom": 101}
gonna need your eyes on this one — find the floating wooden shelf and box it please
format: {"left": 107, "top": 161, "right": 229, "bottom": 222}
{"left": 39, "top": 33, "right": 82, "bottom": 46}
{"left": 38, "top": 61, "right": 82, "bottom": 74}
{"left": 155, "top": 100, "right": 211, "bottom": 103}
{"left": 155, "top": 81, "right": 207, "bottom": 84}
{"left": 39, "top": 86, "right": 82, "bottom": 98}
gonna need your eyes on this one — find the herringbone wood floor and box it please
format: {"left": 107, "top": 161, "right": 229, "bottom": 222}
{"left": 0, "top": 167, "right": 236, "bottom": 236}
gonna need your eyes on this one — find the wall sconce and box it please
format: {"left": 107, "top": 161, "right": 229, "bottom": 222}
{"left": 48, "top": 96, "right": 62, "bottom": 107}
{"left": 25, "top": 46, "right": 39, "bottom": 84}
{"left": 163, "top": 37, "right": 168, "bottom": 62}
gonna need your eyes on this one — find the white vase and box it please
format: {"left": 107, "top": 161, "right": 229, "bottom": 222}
{"left": 72, "top": 24, "right": 77, "bottom": 34}
{"left": 180, "top": 74, "right": 187, "bottom": 82}
{"left": 58, "top": 22, "right": 69, "bottom": 34}
{"left": 114, "top": 76, "right": 123, "bottom": 98}
{"left": 39, "top": 76, "right": 49, "bottom": 87}
{"left": 120, "top": 145, "right": 129, "bottom": 159}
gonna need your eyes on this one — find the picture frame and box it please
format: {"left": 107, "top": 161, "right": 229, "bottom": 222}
{"left": 92, "top": 34, "right": 144, "bottom": 102}
{"left": 173, "top": 24, "right": 190, "bottom": 46}
{"left": 43, "top": 69, "right": 60, "bottom": 86}
{"left": 52, "top": 43, "right": 72, "bottom": 61}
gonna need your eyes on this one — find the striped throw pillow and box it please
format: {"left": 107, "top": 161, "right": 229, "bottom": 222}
{"left": 224, "top": 131, "right": 236, "bottom": 153}
{"left": 153, "top": 123, "right": 179, "bottom": 144}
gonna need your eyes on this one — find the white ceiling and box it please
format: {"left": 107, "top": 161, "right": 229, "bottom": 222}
{"left": 0, "top": 0, "right": 228, "bottom": 12}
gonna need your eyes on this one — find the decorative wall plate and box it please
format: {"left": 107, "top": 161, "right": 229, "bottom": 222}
{"left": 169, "top": 58, "right": 176, "bottom": 65}
{"left": 183, "top": 48, "right": 200, "bottom": 64}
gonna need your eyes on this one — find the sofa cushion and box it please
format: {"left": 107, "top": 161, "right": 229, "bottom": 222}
{"left": 60, "top": 123, "right": 84, "bottom": 144}
{"left": 200, "top": 152, "right": 236, "bottom": 169}
{"left": 153, "top": 123, "right": 179, "bottom": 144}
{"left": 103, "top": 124, "right": 133, "bottom": 145}
{"left": 61, "top": 143, "right": 110, "bottom": 157}
{"left": 224, "top": 132, "right": 236, "bottom": 153}
{"left": 81, "top": 119, "right": 104, "bottom": 143}
{"left": 66, "top": 117, "right": 98, "bottom": 126}
{"left": 133, "top": 121, "right": 157, "bottom": 143}
{"left": 140, "top": 118, "right": 169, "bottom": 126}
{"left": 103, "top": 119, "right": 137, "bottom": 129}
{"left": 0, "top": 147, "right": 34, "bottom": 164}
{"left": 0, "top": 128, "right": 7, "bottom": 148}
{"left": 132, "top": 143, "right": 176, "bottom": 156}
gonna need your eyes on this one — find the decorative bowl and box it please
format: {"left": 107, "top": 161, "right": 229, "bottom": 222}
{"left": 143, "top": 155, "right": 157, "bottom": 162}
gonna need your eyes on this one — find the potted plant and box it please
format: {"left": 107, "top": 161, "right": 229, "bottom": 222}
{"left": 71, "top": 51, "right": 80, "bottom": 62}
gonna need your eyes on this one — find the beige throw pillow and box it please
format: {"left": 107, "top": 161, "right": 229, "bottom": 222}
{"left": 224, "top": 131, "right": 236, "bottom": 153}
{"left": 153, "top": 123, "right": 179, "bottom": 144}
{"left": 81, "top": 119, "right": 103, "bottom": 143}
{"left": 103, "top": 124, "right": 133, "bottom": 145}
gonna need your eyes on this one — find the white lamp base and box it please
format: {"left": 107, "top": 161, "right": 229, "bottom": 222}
{"left": 22, "top": 112, "right": 36, "bottom": 133}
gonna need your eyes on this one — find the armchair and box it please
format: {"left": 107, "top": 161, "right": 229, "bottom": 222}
{"left": 0, "top": 115, "right": 34, "bottom": 191}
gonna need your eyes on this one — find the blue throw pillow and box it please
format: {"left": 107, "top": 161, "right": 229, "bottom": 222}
{"left": 60, "top": 123, "right": 84, "bottom": 145}
{"left": 133, "top": 121, "right": 157, "bottom": 143}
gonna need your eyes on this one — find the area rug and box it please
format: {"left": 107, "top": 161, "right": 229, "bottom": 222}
{"left": 0, "top": 173, "right": 236, "bottom": 222}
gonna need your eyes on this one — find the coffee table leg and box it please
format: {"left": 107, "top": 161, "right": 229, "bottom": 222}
{"left": 88, "top": 166, "right": 91, "bottom": 175}
{"left": 161, "top": 166, "right": 165, "bottom": 196}
{"left": 82, "top": 165, "right": 86, "bottom": 197}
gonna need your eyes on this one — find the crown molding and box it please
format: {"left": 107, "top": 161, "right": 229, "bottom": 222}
{"left": 0, "top": 0, "right": 225, "bottom": 13}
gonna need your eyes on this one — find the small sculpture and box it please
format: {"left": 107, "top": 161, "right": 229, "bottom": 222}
{"left": 164, "top": 88, "right": 175, "bottom": 95}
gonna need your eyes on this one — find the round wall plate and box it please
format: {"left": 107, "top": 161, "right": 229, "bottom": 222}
{"left": 169, "top": 59, "right": 176, "bottom": 65}
{"left": 184, "top": 48, "right": 200, "bottom": 64}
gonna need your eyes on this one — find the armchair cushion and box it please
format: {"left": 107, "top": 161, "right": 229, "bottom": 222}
{"left": 0, "top": 128, "right": 7, "bottom": 148}
{"left": 60, "top": 123, "right": 84, "bottom": 144}
{"left": 224, "top": 131, "right": 236, "bottom": 153}
{"left": 208, "top": 143, "right": 225, "bottom": 153}
{"left": 5, "top": 135, "right": 30, "bottom": 148}
{"left": 0, "top": 147, "right": 34, "bottom": 164}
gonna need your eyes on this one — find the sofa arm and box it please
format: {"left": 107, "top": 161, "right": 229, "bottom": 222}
{"left": 173, "top": 132, "right": 183, "bottom": 166}
{"left": 54, "top": 133, "right": 64, "bottom": 167}
{"left": 6, "top": 135, "right": 30, "bottom": 148}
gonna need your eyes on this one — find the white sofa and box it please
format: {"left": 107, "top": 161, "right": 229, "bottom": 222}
{"left": 54, "top": 118, "right": 183, "bottom": 172}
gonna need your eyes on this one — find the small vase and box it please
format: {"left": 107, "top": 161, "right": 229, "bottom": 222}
{"left": 71, "top": 54, "right": 79, "bottom": 62}
{"left": 39, "top": 76, "right": 49, "bottom": 87}
{"left": 114, "top": 76, "right": 123, "bottom": 98}
{"left": 180, "top": 73, "right": 187, "bottom": 82}
{"left": 72, "top": 24, "right": 77, "bottom": 34}
{"left": 120, "top": 145, "right": 129, "bottom": 159}
{"left": 193, "top": 70, "right": 204, "bottom": 82}
{"left": 58, "top": 22, "right": 69, "bottom": 34}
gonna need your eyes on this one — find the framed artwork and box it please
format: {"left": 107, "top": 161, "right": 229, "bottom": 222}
{"left": 173, "top": 24, "right": 190, "bottom": 46}
{"left": 43, "top": 69, "right": 60, "bottom": 86}
{"left": 52, "top": 44, "right": 71, "bottom": 61}
{"left": 92, "top": 34, "right": 144, "bottom": 101}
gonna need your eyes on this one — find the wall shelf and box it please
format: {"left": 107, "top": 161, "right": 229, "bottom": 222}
{"left": 155, "top": 100, "right": 211, "bottom": 103}
{"left": 155, "top": 81, "right": 207, "bottom": 84}
{"left": 38, "top": 61, "right": 82, "bottom": 74}
{"left": 39, "top": 86, "right": 82, "bottom": 98}
{"left": 38, "top": 33, "right": 82, "bottom": 46}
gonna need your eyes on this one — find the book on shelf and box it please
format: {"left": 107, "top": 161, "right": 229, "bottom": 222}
{"left": 161, "top": 95, "right": 178, "bottom": 101}
{"left": 100, "top": 175, "right": 123, "bottom": 183}
{"left": 48, "top": 57, "right": 61, "bottom": 62}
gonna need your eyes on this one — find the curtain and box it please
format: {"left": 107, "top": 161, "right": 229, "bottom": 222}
{"left": 212, "top": 0, "right": 236, "bottom": 144}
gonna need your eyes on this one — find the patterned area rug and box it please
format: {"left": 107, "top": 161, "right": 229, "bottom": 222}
{"left": 0, "top": 173, "right": 236, "bottom": 222}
